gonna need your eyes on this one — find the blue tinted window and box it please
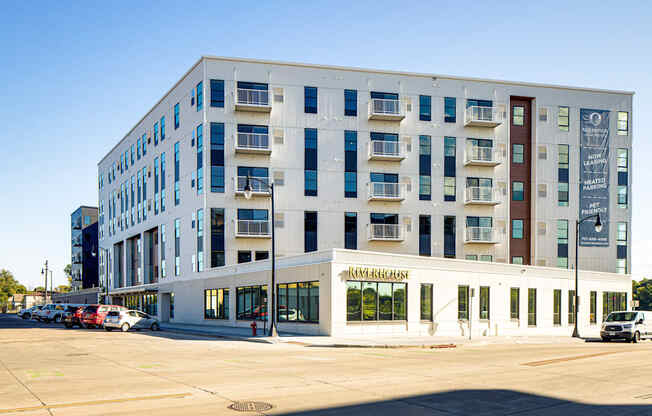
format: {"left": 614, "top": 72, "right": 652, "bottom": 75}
{"left": 174, "top": 103, "right": 180, "bottom": 129}
{"left": 344, "top": 89, "right": 357, "bottom": 116}
{"left": 137, "top": 138, "right": 141, "bottom": 160}
{"left": 419, "top": 135, "right": 431, "bottom": 200}
{"left": 345, "top": 212, "right": 357, "bottom": 250}
{"left": 512, "top": 181, "right": 524, "bottom": 201}
{"left": 160, "top": 116, "right": 165, "bottom": 140}
{"left": 304, "top": 86, "right": 317, "bottom": 113}
{"left": 237, "top": 124, "right": 268, "bottom": 134}
{"left": 237, "top": 81, "right": 267, "bottom": 90}
{"left": 345, "top": 131, "right": 357, "bottom": 198}
{"left": 210, "top": 79, "right": 224, "bottom": 108}
{"left": 154, "top": 121, "right": 159, "bottom": 145}
{"left": 210, "top": 123, "right": 225, "bottom": 193}
{"left": 419, "top": 95, "right": 431, "bottom": 121}
{"left": 444, "top": 216, "right": 456, "bottom": 258}
{"left": 304, "top": 212, "right": 318, "bottom": 252}
{"left": 444, "top": 97, "right": 456, "bottom": 123}
{"left": 305, "top": 129, "right": 318, "bottom": 196}
{"left": 237, "top": 166, "right": 269, "bottom": 178}
{"left": 370, "top": 172, "right": 398, "bottom": 183}
{"left": 305, "top": 171, "right": 317, "bottom": 196}
{"left": 370, "top": 132, "right": 398, "bottom": 142}
{"left": 466, "top": 99, "right": 493, "bottom": 108}
{"left": 237, "top": 208, "right": 268, "bottom": 221}
{"left": 370, "top": 213, "right": 398, "bottom": 224}
{"left": 196, "top": 81, "right": 203, "bottom": 111}
{"left": 419, "top": 215, "right": 431, "bottom": 256}
{"left": 370, "top": 92, "right": 398, "bottom": 100}
{"left": 512, "top": 219, "right": 524, "bottom": 239}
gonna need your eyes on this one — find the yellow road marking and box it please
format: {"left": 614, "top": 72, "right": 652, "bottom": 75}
{"left": 522, "top": 351, "right": 621, "bottom": 367}
{"left": 0, "top": 392, "right": 191, "bottom": 414}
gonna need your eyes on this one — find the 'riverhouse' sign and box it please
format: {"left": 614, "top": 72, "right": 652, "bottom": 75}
{"left": 348, "top": 266, "right": 409, "bottom": 281}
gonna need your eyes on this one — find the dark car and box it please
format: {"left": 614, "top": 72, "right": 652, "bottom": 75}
{"left": 63, "top": 306, "right": 86, "bottom": 328}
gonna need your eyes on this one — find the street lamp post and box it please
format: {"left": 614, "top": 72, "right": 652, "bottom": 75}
{"left": 41, "top": 260, "right": 49, "bottom": 305}
{"left": 92, "top": 247, "right": 110, "bottom": 304}
{"left": 573, "top": 213, "right": 602, "bottom": 338}
{"left": 243, "top": 175, "right": 278, "bottom": 337}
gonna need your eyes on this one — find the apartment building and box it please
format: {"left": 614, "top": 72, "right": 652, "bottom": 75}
{"left": 71, "top": 206, "right": 98, "bottom": 291}
{"left": 97, "top": 56, "right": 632, "bottom": 336}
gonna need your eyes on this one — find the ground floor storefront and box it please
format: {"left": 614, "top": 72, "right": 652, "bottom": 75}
{"left": 119, "top": 249, "right": 632, "bottom": 337}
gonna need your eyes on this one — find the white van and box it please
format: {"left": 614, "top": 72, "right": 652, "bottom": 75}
{"left": 601, "top": 311, "right": 652, "bottom": 343}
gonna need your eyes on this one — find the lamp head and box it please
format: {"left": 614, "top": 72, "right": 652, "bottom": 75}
{"left": 594, "top": 213, "right": 603, "bottom": 233}
{"left": 243, "top": 175, "right": 253, "bottom": 200}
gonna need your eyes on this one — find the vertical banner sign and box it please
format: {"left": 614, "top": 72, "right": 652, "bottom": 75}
{"left": 579, "top": 108, "right": 610, "bottom": 246}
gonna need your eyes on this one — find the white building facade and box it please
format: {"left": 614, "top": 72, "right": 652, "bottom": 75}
{"left": 97, "top": 56, "right": 632, "bottom": 336}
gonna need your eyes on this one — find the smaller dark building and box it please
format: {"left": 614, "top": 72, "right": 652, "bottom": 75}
{"left": 71, "top": 206, "right": 98, "bottom": 290}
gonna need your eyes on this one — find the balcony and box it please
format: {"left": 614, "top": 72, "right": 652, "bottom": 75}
{"left": 367, "top": 182, "right": 406, "bottom": 201}
{"left": 464, "top": 145, "right": 502, "bottom": 167}
{"left": 464, "top": 227, "right": 498, "bottom": 244}
{"left": 464, "top": 106, "right": 503, "bottom": 127}
{"left": 464, "top": 187, "right": 501, "bottom": 206}
{"left": 235, "top": 88, "right": 271, "bottom": 112}
{"left": 235, "top": 176, "right": 271, "bottom": 197}
{"left": 368, "top": 98, "right": 405, "bottom": 121}
{"left": 235, "top": 133, "right": 271, "bottom": 154}
{"left": 235, "top": 220, "right": 272, "bottom": 238}
{"left": 368, "top": 223, "right": 404, "bottom": 241}
{"left": 368, "top": 140, "right": 406, "bottom": 161}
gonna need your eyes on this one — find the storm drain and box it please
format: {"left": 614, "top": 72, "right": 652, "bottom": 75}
{"left": 228, "top": 401, "right": 273, "bottom": 412}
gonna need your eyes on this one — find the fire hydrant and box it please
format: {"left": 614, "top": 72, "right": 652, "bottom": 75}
{"left": 250, "top": 321, "right": 257, "bottom": 336}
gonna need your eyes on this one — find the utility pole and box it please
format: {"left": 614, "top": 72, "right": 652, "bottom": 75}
{"left": 42, "top": 260, "right": 49, "bottom": 305}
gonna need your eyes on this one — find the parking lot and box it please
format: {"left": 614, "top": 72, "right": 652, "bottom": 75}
{"left": 2, "top": 313, "right": 652, "bottom": 415}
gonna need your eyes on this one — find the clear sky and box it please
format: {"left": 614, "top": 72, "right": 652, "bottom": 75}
{"left": 0, "top": 1, "right": 649, "bottom": 289}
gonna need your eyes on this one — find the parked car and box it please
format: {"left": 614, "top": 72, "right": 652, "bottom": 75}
{"left": 104, "top": 310, "right": 160, "bottom": 332}
{"left": 63, "top": 305, "right": 87, "bottom": 328}
{"left": 601, "top": 311, "right": 652, "bottom": 342}
{"left": 81, "top": 305, "right": 126, "bottom": 328}
{"left": 18, "top": 306, "right": 41, "bottom": 319}
{"left": 36, "top": 304, "right": 67, "bottom": 323}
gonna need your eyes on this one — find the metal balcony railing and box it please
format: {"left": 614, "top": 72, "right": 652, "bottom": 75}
{"left": 368, "top": 223, "right": 404, "bottom": 241}
{"left": 465, "top": 226, "right": 497, "bottom": 243}
{"left": 235, "top": 176, "right": 271, "bottom": 196}
{"left": 464, "top": 106, "right": 503, "bottom": 127}
{"left": 236, "top": 220, "right": 271, "bottom": 238}
{"left": 464, "top": 145, "right": 501, "bottom": 166}
{"left": 236, "top": 133, "right": 270, "bottom": 153}
{"left": 368, "top": 98, "right": 405, "bottom": 120}
{"left": 368, "top": 140, "right": 406, "bottom": 160}
{"left": 368, "top": 182, "right": 405, "bottom": 201}
{"left": 464, "top": 186, "right": 500, "bottom": 205}
{"left": 236, "top": 88, "right": 270, "bottom": 110}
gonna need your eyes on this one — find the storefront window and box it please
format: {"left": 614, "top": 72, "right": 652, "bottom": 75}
{"left": 236, "top": 285, "right": 267, "bottom": 320}
{"left": 420, "top": 284, "right": 433, "bottom": 321}
{"left": 204, "top": 288, "right": 229, "bottom": 319}
{"left": 346, "top": 281, "right": 407, "bottom": 321}
{"left": 602, "top": 291, "right": 627, "bottom": 321}
{"left": 458, "top": 285, "right": 469, "bottom": 320}
{"left": 277, "top": 281, "right": 319, "bottom": 322}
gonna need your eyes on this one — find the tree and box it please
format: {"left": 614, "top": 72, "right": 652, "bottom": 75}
{"left": 34, "top": 286, "right": 45, "bottom": 292}
{"left": 0, "top": 269, "right": 27, "bottom": 309}
{"left": 632, "top": 279, "right": 652, "bottom": 310}
{"left": 63, "top": 264, "right": 73, "bottom": 286}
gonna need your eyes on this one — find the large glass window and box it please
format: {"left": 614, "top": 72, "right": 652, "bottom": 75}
{"left": 210, "top": 123, "right": 225, "bottom": 193}
{"left": 344, "top": 89, "right": 357, "bottom": 116}
{"left": 617, "top": 111, "right": 628, "bottom": 135}
{"left": 174, "top": 218, "right": 180, "bottom": 276}
{"left": 444, "top": 137, "right": 456, "bottom": 201}
{"left": 590, "top": 291, "right": 597, "bottom": 324}
{"left": 512, "top": 105, "right": 524, "bottom": 126}
{"left": 420, "top": 284, "right": 433, "bottom": 321}
{"left": 346, "top": 281, "right": 407, "bottom": 321}
{"left": 174, "top": 142, "right": 180, "bottom": 206}
{"left": 558, "top": 106, "right": 569, "bottom": 131}
{"left": 512, "top": 144, "right": 524, "bottom": 164}
{"left": 174, "top": 103, "right": 180, "bottom": 129}
{"left": 512, "top": 181, "right": 524, "bottom": 201}
{"left": 458, "top": 285, "right": 469, "bottom": 320}
{"left": 553, "top": 289, "right": 562, "bottom": 325}
{"left": 196, "top": 124, "right": 203, "bottom": 195}
{"left": 210, "top": 208, "right": 225, "bottom": 268}
{"left": 236, "top": 285, "right": 268, "bottom": 321}
{"left": 196, "top": 81, "right": 203, "bottom": 111}
{"left": 568, "top": 290, "right": 576, "bottom": 325}
{"left": 444, "top": 97, "right": 456, "bottom": 123}
{"left": 602, "top": 292, "right": 627, "bottom": 320}
{"left": 344, "top": 212, "right": 357, "bottom": 250}
{"left": 210, "top": 79, "right": 225, "bottom": 108}
{"left": 419, "top": 215, "right": 431, "bottom": 256}
{"left": 419, "top": 135, "right": 431, "bottom": 200}
{"left": 479, "top": 286, "right": 490, "bottom": 320}
{"left": 512, "top": 219, "right": 524, "bottom": 239}
{"left": 204, "top": 288, "right": 229, "bottom": 319}
{"left": 558, "top": 183, "right": 569, "bottom": 206}
{"left": 344, "top": 130, "right": 357, "bottom": 198}
{"left": 305, "top": 211, "right": 317, "bottom": 252}
{"left": 305, "top": 128, "right": 318, "bottom": 196}
{"left": 617, "top": 222, "right": 627, "bottom": 274}
{"left": 557, "top": 220, "right": 569, "bottom": 268}
{"left": 419, "top": 95, "right": 431, "bottom": 121}
{"left": 304, "top": 86, "right": 317, "bottom": 113}
{"left": 510, "top": 288, "right": 519, "bottom": 320}
{"left": 528, "top": 288, "right": 537, "bottom": 326}
{"left": 444, "top": 216, "right": 456, "bottom": 258}
{"left": 277, "top": 281, "right": 319, "bottom": 322}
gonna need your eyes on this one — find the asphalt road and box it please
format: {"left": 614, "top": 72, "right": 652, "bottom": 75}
{"left": 1, "top": 313, "right": 652, "bottom": 415}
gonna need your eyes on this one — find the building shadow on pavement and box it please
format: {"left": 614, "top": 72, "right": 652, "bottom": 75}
{"left": 273, "top": 389, "right": 652, "bottom": 416}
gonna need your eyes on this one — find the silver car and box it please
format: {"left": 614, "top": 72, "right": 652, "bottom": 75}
{"left": 601, "top": 311, "right": 652, "bottom": 343}
{"left": 103, "top": 310, "right": 160, "bottom": 332}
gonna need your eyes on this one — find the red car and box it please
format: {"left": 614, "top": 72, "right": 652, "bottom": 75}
{"left": 81, "top": 305, "right": 127, "bottom": 328}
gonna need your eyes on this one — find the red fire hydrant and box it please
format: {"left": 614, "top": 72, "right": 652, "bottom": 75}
{"left": 250, "top": 321, "right": 257, "bottom": 336}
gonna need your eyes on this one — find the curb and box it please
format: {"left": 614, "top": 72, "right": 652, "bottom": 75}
{"left": 160, "top": 327, "right": 275, "bottom": 344}
{"left": 305, "top": 343, "right": 457, "bottom": 349}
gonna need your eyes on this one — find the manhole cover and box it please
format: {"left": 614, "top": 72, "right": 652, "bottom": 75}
{"left": 228, "top": 401, "right": 273, "bottom": 412}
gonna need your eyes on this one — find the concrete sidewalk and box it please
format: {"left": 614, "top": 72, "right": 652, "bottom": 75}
{"left": 160, "top": 322, "right": 597, "bottom": 348}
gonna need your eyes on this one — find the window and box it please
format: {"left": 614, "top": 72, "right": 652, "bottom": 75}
{"left": 510, "top": 288, "right": 519, "bottom": 320}
{"left": 142, "top": 134, "right": 146, "bottom": 156}
{"left": 210, "top": 79, "right": 224, "bottom": 108}
{"left": 420, "top": 284, "right": 433, "bottom": 321}
{"left": 590, "top": 291, "right": 597, "bottom": 324}
{"left": 204, "top": 288, "right": 229, "bottom": 319}
{"left": 466, "top": 255, "right": 478, "bottom": 261}
{"left": 304, "top": 128, "right": 318, "bottom": 196}
{"left": 512, "top": 182, "right": 524, "bottom": 201}
{"left": 196, "top": 209, "right": 204, "bottom": 272}
{"left": 174, "top": 218, "right": 180, "bottom": 276}
{"left": 419, "top": 95, "right": 431, "bottom": 121}
{"left": 210, "top": 123, "right": 225, "bottom": 193}
{"left": 344, "top": 212, "right": 357, "bottom": 250}
{"left": 305, "top": 211, "right": 317, "bottom": 252}
{"left": 238, "top": 251, "right": 252, "bottom": 264}
{"left": 419, "top": 135, "right": 431, "bottom": 200}
{"left": 444, "top": 216, "right": 456, "bottom": 258}
{"left": 344, "top": 131, "right": 357, "bottom": 198}
{"left": 154, "top": 157, "right": 159, "bottom": 214}
{"left": 558, "top": 106, "right": 569, "bottom": 131}
{"left": 528, "top": 288, "right": 537, "bottom": 326}
{"left": 553, "top": 289, "right": 561, "bottom": 325}
{"left": 512, "top": 219, "right": 524, "bottom": 239}
{"left": 196, "top": 81, "right": 203, "bottom": 111}
{"left": 346, "top": 281, "right": 406, "bottom": 321}
{"left": 558, "top": 183, "right": 569, "bottom": 206}
{"left": 304, "top": 86, "right": 317, "bottom": 113}
{"left": 174, "top": 142, "right": 180, "bottom": 205}
{"left": 236, "top": 285, "right": 268, "bottom": 320}
{"left": 211, "top": 208, "right": 225, "bottom": 268}
{"left": 617, "top": 222, "right": 627, "bottom": 274}
{"left": 419, "top": 215, "right": 431, "bottom": 256}
{"left": 512, "top": 105, "right": 524, "bottom": 126}
{"left": 568, "top": 290, "right": 576, "bottom": 325}
{"left": 160, "top": 116, "right": 165, "bottom": 140}
{"left": 444, "top": 97, "right": 456, "bottom": 123}
{"left": 617, "top": 111, "right": 628, "bottom": 135}
{"left": 458, "top": 285, "right": 469, "bottom": 320}
{"left": 130, "top": 144, "right": 135, "bottom": 165}
{"left": 602, "top": 292, "right": 627, "bottom": 320}
{"left": 196, "top": 124, "right": 203, "bottom": 195}
{"left": 344, "top": 89, "right": 357, "bottom": 116}
{"left": 160, "top": 153, "right": 166, "bottom": 212}
{"left": 277, "top": 281, "right": 319, "bottom": 322}
{"left": 444, "top": 137, "right": 456, "bottom": 201}
{"left": 479, "top": 286, "right": 490, "bottom": 320}
{"left": 174, "top": 103, "right": 180, "bottom": 129}
{"left": 617, "top": 148, "right": 628, "bottom": 208}
{"left": 154, "top": 121, "right": 159, "bottom": 145}
{"left": 557, "top": 220, "right": 569, "bottom": 268}
{"left": 618, "top": 185, "right": 628, "bottom": 208}
{"left": 558, "top": 144, "right": 569, "bottom": 180}
{"left": 137, "top": 138, "right": 141, "bottom": 160}
{"left": 512, "top": 256, "right": 524, "bottom": 265}
{"left": 512, "top": 144, "right": 524, "bottom": 164}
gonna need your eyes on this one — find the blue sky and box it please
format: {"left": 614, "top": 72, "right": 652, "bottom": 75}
{"left": 0, "top": 1, "right": 650, "bottom": 288}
